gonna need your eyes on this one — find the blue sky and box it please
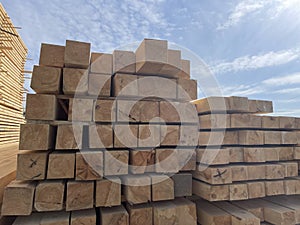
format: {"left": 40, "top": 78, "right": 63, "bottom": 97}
{"left": 2, "top": 0, "right": 300, "bottom": 116}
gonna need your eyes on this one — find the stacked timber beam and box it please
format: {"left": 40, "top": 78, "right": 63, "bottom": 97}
{"left": 1, "top": 38, "right": 198, "bottom": 224}
{"left": 0, "top": 4, "right": 27, "bottom": 145}
{"left": 192, "top": 96, "right": 300, "bottom": 225}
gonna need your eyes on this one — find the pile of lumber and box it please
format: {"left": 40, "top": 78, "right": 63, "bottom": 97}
{"left": 192, "top": 96, "right": 300, "bottom": 224}
{"left": 1, "top": 38, "right": 199, "bottom": 225}
{"left": 0, "top": 4, "right": 27, "bottom": 145}
{"left": 193, "top": 96, "right": 300, "bottom": 201}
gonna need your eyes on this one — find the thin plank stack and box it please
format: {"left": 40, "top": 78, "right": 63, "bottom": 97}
{"left": 192, "top": 96, "right": 300, "bottom": 203}
{"left": 0, "top": 3, "right": 27, "bottom": 145}
{"left": 1, "top": 38, "right": 198, "bottom": 224}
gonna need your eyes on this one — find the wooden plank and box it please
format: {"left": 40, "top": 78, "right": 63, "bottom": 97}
{"left": 238, "top": 130, "right": 264, "bottom": 145}
{"left": 116, "top": 99, "right": 140, "bottom": 122}
{"left": 25, "top": 94, "right": 58, "bottom": 121}
{"left": 138, "top": 124, "right": 160, "bottom": 147}
{"left": 231, "top": 165, "right": 248, "bottom": 182}
{"left": 278, "top": 147, "right": 294, "bottom": 160}
{"left": 198, "top": 130, "right": 239, "bottom": 146}
{"left": 104, "top": 150, "right": 129, "bottom": 176}
{"left": 150, "top": 174, "right": 174, "bottom": 201}
{"left": 39, "top": 43, "right": 65, "bottom": 68}
{"left": 138, "top": 76, "right": 177, "bottom": 99}
{"left": 247, "top": 164, "right": 265, "bottom": 180}
{"left": 114, "top": 125, "right": 138, "bottom": 148}
{"left": 196, "top": 148, "right": 230, "bottom": 165}
{"left": 199, "top": 114, "right": 230, "bottom": 129}
{"left": 64, "top": 40, "right": 90, "bottom": 69}
{"left": 16, "top": 151, "right": 48, "bottom": 180}
{"left": 178, "top": 149, "right": 196, "bottom": 171}
{"left": 281, "top": 131, "right": 298, "bottom": 145}
{"left": 90, "top": 53, "right": 112, "bottom": 74}
{"left": 113, "top": 50, "right": 135, "bottom": 74}
{"left": 177, "top": 59, "right": 190, "bottom": 79}
{"left": 266, "top": 196, "right": 300, "bottom": 223}
{"left": 158, "top": 49, "right": 181, "bottom": 77}
{"left": 195, "top": 198, "right": 231, "bottom": 225}
{"left": 171, "top": 173, "right": 192, "bottom": 197}
{"left": 12, "top": 213, "right": 42, "bottom": 225}
{"left": 40, "top": 212, "right": 70, "bottom": 225}
{"left": 19, "top": 123, "right": 55, "bottom": 150}
{"left": 95, "top": 177, "right": 121, "bottom": 207}
{"left": 155, "top": 148, "right": 179, "bottom": 173}
{"left": 213, "top": 201, "right": 260, "bottom": 225}
{"left": 88, "top": 73, "right": 111, "bottom": 96}
{"left": 99, "top": 205, "right": 129, "bottom": 225}
{"left": 75, "top": 151, "right": 103, "bottom": 180}
{"left": 126, "top": 203, "right": 152, "bottom": 225}
{"left": 94, "top": 99, "right": 116, "bottom": 122}
{"left": 174, "top": 198, "right": 197, "bottom": 225}
{"left": 1, "top": 181, "right": 35, "bottom": 216}
{"left": 177, "top": 78, "right": 197, "bottom": 100}
{"left": 193, "top": 165, "right": 232, "bottom": 184}
{"left": 232, "top": 199, "right": 265, "bottom": 222}
{"left": 68, "top": 98, "right": 93, "bottom": 121}
{"left": 262, "top": 116, "right": 280, "bottom": 129}
{"left": 248, "top": 99, "right": 273, "bottom": 114}
{"left": 89, "top": 124, "right": 113, "bottom": 149}
{"left": 192, "top": 179, "right": 229, "bottom": 201}
{"left": 247, "top": 182, "right": 266, "bottom": 199}
{"left": 283, "top": 179, "right": 300, "bottom": 195}
{"left": 244, "top": 147, "right": 265, "bottom": 162}
{"left": 47, "top": 152, "right": 75, "bottom": 179}
{"left": 264, "top": 131, "right": 282, "bottom": 145}
{"left": 159, "top": 101, "right": 180, "bottom": 123}
{"left": 231, "top": 114, "right": 262, "bottom": 128}
{"left": 279, "top": 116, "right": 296, "bottom": 129}
{"left": 265, "top": 164, "right": 285, "bottom": 180}
{"left": 264, "top": 147, "right": 279, "bottom": 161}
{"left": 55, "top": 124, "right": 83, "bottom": 149}
{"left": 129, "top": 149, "right": 155, "bottom": 174}
{"left": 265, "top": 180, "right": 284, "bottom": 196}
{"left": 122, "top": 175, "right": 151, "bottom": 204}
{"left": 63, "top": 68, "right": 88, "bottom": 95}
{"left": 66, "top": 180, "right": 94, "bottom": 211}
{"left": 160, "top": 125, "right": 179, "bottom": 146}
{"left": 112, "top": 73, "right": 138, "bottom": 97}
{"left": 229, "top": 183, "right": 248, "bottom": 200}
{"left": 70, "top": 209, "right": 96, "bottom": 225}
{"left": 152, "top": 201, "right": 177, "bottom": 225}
{"left": 30, "top": 65, "right": 62, "bottom": 94}
{"left": 34, "top": 180, "right": 64, "bottom": 212}
{"left": 256, "top": 199, "right": 296, "bottom": 225}
{"left": 135, "top": 38, "right": 168, "bottom": 75}
{"left": 229, "top": 147, "right": 244, "bottom": 163}
{"left": 280, "top": 162, "right": 298, "bottom": 177}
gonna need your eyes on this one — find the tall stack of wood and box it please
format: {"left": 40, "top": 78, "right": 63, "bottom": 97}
{"left": 0, "top": 4, "right": 27, "bottom": 145}
{"left": 192, "top": 96, "right": 300, "bottom": 224}
{"left": 1, "top": 38, "right": 198, "bottom": 224}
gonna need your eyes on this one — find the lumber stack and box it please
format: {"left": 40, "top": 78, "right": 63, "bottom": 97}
{"left": 192, "top": 96, "right": 300, "bottom": 202}
{"left": 1, "top": 38, "right": 198, "bottom": 225}
{"left": 0, "top": 4, "right": 27, "bottom": 145}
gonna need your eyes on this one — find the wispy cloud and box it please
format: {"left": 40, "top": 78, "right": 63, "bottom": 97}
{"left": 211, "top": 48, "right": 300, "bottom": 74}
{"left": 263, "top": 72, "right": 300, "bottom": 86}
{"left": 217, "top": 0, "right": 300, "bottom": 30}
{"left": 217, "top": 0, "right": 266, "bottom": 30}
{"left": 221, "top": 84, "right": 264, "bottom": 96}
{"left": 274, "top": 87, "right": 300, "bottom": 94}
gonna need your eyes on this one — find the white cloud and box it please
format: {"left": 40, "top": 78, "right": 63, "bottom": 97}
{"left": 263, "top": 72, "right": 300, "bottom": 86}
{"left": 274, "top": 87, "right": 300, "bottom": 94}
{"left": 217, "top": 0, "right": 266, "bottom": 30}
{"left": 221, "top": 84, "right": 264, "bottom": 96}
{"left": 217, "top": 0, "right": 300, "bottom": 30}
{"left": 211, "top": 48, "right": 300, "bottom": 74}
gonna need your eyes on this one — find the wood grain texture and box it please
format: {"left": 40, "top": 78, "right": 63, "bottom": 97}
{"left": 34, "top": 180, "right": 64, "bottom": 212}
{"left": 75, "top": 151, "right": 103, "bottom": 180}
{"left": 99, "top": 205, "right": 129, "bottom": 225}
{"left": 39, "top": 43, "right": 65, "bottom": 68}
{"left": 95, "top": 177, "right": 121, "bottom": 207}
{"left": 47, "top": 152, "right": 75, "bottom": 179}
{"left": 63, "top": 68, "right": 88, "bottom": 95}
{"left": 66, "top": 180, "right": 94, "bottom": 211}
{"left": 64, "top": 40, "right": 90, "bottom": 69}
